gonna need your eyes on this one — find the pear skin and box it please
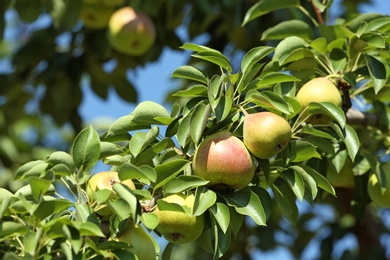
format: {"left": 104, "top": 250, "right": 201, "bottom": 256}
{"left": 296, "top": 77, "right": 342, "bottom": 124}
{"left": 108, "top": 7, "right": 156, "bottom": 56}
{"left": 192, "top": 131, "right": 255, "bottom": 190}
{"left": 243, "top": 111, "right": 291, "bottom": 159}
{"left": 154, "top": 194, "right": 204, "bottom": 244}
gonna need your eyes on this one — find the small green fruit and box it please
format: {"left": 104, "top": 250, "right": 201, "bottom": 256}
{"left": 87, "top": 171, "right": 135, "bottom": 216}
{"left": 116, "top": 219, "right": 159, "bottom": 260}
{"left": 296, "top": 77, "right": 342, "bottom": 124}
{"left": 192, "top": 131, "right": 255, "bottom": 190}
{"left": 243, "top": 111, "right": 291, "bottom": 159}
{"left": 80, "top": 3, "right": 115, "bottom": 29}
{"left": 108, "top": 7, "right": 156, "bottom": 56}
{"left": 327, "top": 158, "right": 355, "bottom": 188}
{"left": 154, "top": 194, "right": 204, "bottom": 244}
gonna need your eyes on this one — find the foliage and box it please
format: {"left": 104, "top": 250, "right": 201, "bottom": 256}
{"left": 1, "top": 0, "right": 390, "bottom": 259}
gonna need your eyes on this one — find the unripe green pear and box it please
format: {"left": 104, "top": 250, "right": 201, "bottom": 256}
{"left": 296, "top": 77, "right": 342, "bottom": 124}
{"left": 108, "top": 7, "right": 156, "bottom": 56}
{"left": 87, "top": 171, "right": 135, "bottom": 216}
{"left": 80, "top": 3, "right": 116, "bottom": 29}
{"left": 116, "top": 219, "right": 159, "bottom": 260}
{"left": 367, "top": 163, "right": 390, "bottom": 208}
{"left": 243, "top": 111, "right": 291, "bottom": 159}
{"left": 327, "top": 158, "right": 355, "bottom": 188}
{"left": 192, "top": 131, "right": 255, "bottom": 190}
{"left": 154, "top": 194, "right": 204, "bottom": 244}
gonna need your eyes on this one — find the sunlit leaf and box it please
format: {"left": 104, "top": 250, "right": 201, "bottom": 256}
{"left": 242, "top": 0, "right": 299, "bottom": 25}
{"left": 171, "top": 65, "right": 208, "bottom": 84}
{"left": 71, "top": 125, "right": 100, "bottom": 171}
{"left": 262, "top": 20, "right": 314, "bottom": 40}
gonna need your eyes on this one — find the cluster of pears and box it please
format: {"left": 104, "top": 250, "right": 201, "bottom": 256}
{"left": 86, "top": 171, "right": 205, "bottom": 258}
{"left": 192, "top": 111, "right": 292, "bottom": 191}
{"left": 80, "top": 0, "right": 156, "bottom": 56}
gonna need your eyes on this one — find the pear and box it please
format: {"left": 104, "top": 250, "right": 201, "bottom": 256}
{"left": 154, "top": 194, "right": 204, "bottom": 244}
{"left": 108, "top": 7, "right": 156, "bottom": 56}
{"left": 87, "top": 171, "right": 135, "bottom": 216}
{"left": 296, "top": 77, "right": 342, "bottom": 124}
{"left": 327, "top": 158, "right": 355, "bottom": 188}
{"left": 243, "top": 111, "right": 291, "bottom": 159}
{"left": 192, "top": 130, "right": 255, "bottom": 190}
{"left": 367, "top": 162, "right": 390, "bottom": 208}
{"left": 116, "top": 219, "right": 159, "bottom": 260}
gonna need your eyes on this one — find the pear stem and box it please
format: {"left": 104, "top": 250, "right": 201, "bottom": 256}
{"left": 239, "top": 105, "right": 249, "bottom": 117}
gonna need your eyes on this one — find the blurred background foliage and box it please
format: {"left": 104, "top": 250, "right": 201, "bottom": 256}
{"left": 1, "top": 0, "right": 390, "bottom": 259}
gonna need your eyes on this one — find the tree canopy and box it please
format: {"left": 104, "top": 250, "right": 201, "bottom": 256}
{"left": 1, "top": 0, "right": 390, "bottom": 259}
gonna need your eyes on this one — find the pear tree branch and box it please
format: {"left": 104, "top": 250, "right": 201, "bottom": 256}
{"left": 346, "top": 108, "right": 379, "bottom": 127}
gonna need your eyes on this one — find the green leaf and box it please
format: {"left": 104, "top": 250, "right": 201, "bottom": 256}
{"left": 212, "top": 217, "right": 231, "bottom": 259}
{"left": 365, "top": 54, "right": 389, "bottom": 94}
{"left": 132, "top": 101, "right": 171, "bottom": 125}
{"left": 119, "top": 163, "right": 157, "bottom": 183}
{"left": 172, "top": 84, "right": 208, "bottom": 97}
{"left": 154, "top": 159, "right": 191, "bottom": 190}
{"left": 71, "top": 125, "right": 100, "bottom": 171}
{"left": 310, "top": 37, "right": 327, "bottom": 55}
{"left": 129, "top": 126, "right": 159, "bottom": 157}
{"left": 289, "top": 166, "right": 318, "bottom": 199}
{"left": 141, "top": 212, "right": 159, "bottom": 230}
{"left": 256, "top": 72, "right": 301, "bottom": 87}
{"left": 307, "top": 102, "right": 346, "bottom": 128}
{"left": 209, "top": 202, "right": 230, "bottom": 233}
{"left": 180, "top": 43, "right": 215, "bottom": 53}
{"left": 171, "top": 66, "right": 208, "bottom": 84}
{"left": 157, "top": 199, "right": 190, "bottom": 214}
{"left": 226, "top": 188, "right": 267, "bottom": 226}
{"left": 215, "top": 95, "right": 233, "bottom": 122}
{"left": 262, "top": 20, "right": 314, "bottom": 40}
{"left": 301, "top": 124, "right": 336, "bottom": 140}
{"left": 107, "top": 199, "right": 131, "bottom": 220}
{"left": 46, "top": 151, "right": 75, "bottom": 172}
{"left": 273, "top": 36, "right": 310, "bottom": 65}
{"left": 190, "top": 102, "right": 211, "bottom": 145}
{"left": 247, "top": 90, "right": 291, "bottom": 115}
{"left": 33, "top": 199, "right": 73, "bottom": 220}
{"left": 193, "top": 187, "right": 217, "bottom": 216}
{"left": 289, "top": 140, "right": 321, "bottom": 162}
{"left": 176, "top": 114, "right": 191, "bottom": 148}
{"left": 0, "top": 221, "right": 29, "bottom": 240}
{"left": 79, "top": 222, "right": 105, "bottom": 237}
{"left": 99, "top": 142, "right": 124, "bottom": 159}
{"left": 281, "top": 168, "right": 305, "bottom": 201}
{"left": 192, "top": 51, "right": 232, "bottom": 72}
{"left": 164, "top": 175, "right": 209, "bottom": 195}
{"left": 300, "top": 165, "right": 335, "bottom": 196}
{"left": 344, "top": 125, "right": 360, "bottom": 161}
{"left": 241, "top": 46, "right": 274, "bottom": 74}
{"left": 271, "top": 184, "right": 298, "bottom": 223}
{"left": 14, "top": 160, "right": 48, "bottom": 180}
{"left": 113, "top": 183, "right": 141, "bottom": 223}
{"left": 242, "top": 0, "right": 299, "bottom": 25}
{"left": 30, "top": 177, "right": 53, "bottom": 201}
